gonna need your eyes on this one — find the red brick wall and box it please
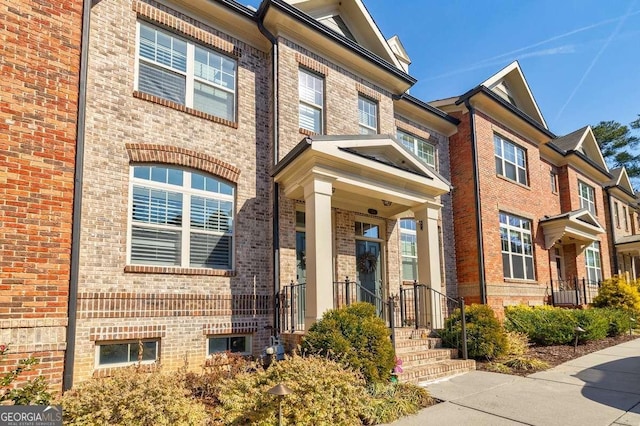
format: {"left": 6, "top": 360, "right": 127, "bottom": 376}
{"left": 0, "top": 0, "right": 82, "bottom": 391}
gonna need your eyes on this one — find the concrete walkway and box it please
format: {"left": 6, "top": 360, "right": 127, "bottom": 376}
{"left": 387, "top": 337, "right": 640, "bottom": 426}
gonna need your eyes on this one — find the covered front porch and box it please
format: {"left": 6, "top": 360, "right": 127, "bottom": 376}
{"left": 615, "top": 235, "right": 640, "bottom": 281}
{"left": 273, "top": 135, "right": 451, "bottom": 333}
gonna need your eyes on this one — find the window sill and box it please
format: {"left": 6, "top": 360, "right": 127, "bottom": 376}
{"left": 125, "top": 265, "right": 235, "bottom": 277}
{"left": 93, "top": 362, "right": 157, "bottom": 378}
{"left": 133, "top": 91, "right": 238, "bottom": 129}
{"left": 299, "top": 127, "right": 320, "bottom": 137}
{"left": 496, "top": 174, "right": 531, "bottom": 190}
{"left": 503, "top": 278, "right": 538, "bottom": 285}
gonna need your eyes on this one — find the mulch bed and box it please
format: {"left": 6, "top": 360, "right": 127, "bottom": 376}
{"left": 476, "top": 334, "right": 639, "bottom": 376}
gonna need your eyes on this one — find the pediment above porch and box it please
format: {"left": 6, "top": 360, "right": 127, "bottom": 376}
{"left": 615, "top": 234, "right": 640, "bottom": 256}
{"left": 539, "top": 209, "right": 605, "bottom": 250}
{"left": 272, "top": 135, "right": 451, "bottom": 217}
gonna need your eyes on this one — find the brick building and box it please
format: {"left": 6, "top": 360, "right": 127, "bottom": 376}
{"left": 68, "top": 0, "right": 460, "bottom": 384}
{"left": 434, "top": 62, "right": 617, "bottom": 313}
{"left": 0, "top": 0, "right": 84, "bottom": 391}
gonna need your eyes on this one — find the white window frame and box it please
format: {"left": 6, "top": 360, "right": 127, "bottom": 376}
{"left": 298, "top": 68, "right": 324, "bottom": 133}
{"left": 95, "top": 340, "right": 159, "bottom": 368}
{"left": 494, "top": 134, "right": 528, "bottom": 185}
{"left": 585, "top": 241, "right": 602, "bottom": 285}
{"left": 400, "top": 219, "right": 418, "bottom": 281}
{"left": 207, "top": 334, "right": 252, "bottom": 356}
{"left": 499, "top": 212, "right": 535, "bottom": 280}
{"left": 614, "top": 201, "right": 620, "bottom": 228}
{"left": 550, "top": 171, "right": 558, "bottom": 193}
{"left": 134, "top": 21, "right": 237, "bottom": 121}
{"left": 578, "top": 181, "right": 596, "bottom": 215}
{"left": 127, "top": 165, "right": 235, "bottom": 270}
{"left": 623, "top": 205, "right": 629, "bottom": 231}
{"left": 358, "top": 95, "right": 378, "bottom": 135}
{"left": 397, "top": 130, "right": 436, "bottom": 168}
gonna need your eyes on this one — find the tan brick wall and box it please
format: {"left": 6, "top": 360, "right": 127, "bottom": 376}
{"left": 0, "top": 0, "right": 82, "bottom": 390}
{"left": 76, "top": 0, "right": 272, "bottom": 382}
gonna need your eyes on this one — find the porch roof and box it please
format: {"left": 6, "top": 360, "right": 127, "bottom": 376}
{"left": 615, "top": 234, "right": 640, "bottom": 255}
{"left": 272, "top": 135, "right": 451, "bottom": 217}
{"left": 539, "top": 209, "right": 605, "bottom": 249}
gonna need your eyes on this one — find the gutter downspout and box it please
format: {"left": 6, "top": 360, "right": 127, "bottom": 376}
{"left": 464, "top": 99, "right": 487, "bottom": 304}
{"left": 257, "top": 15, "right": 280, "bottom": 334}
{"left": 604, "top": 187, "right": 619, "bottom": 274}
{"left": 63, "top": 0, "right": 91, "bottom": 391}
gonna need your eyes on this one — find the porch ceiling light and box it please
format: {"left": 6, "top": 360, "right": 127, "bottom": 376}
{"left": 382, "top": 200, "right": 392, "bottom": 207}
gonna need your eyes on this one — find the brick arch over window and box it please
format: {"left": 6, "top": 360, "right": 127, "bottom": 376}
{"left": 125, "top": 143, "right": 240, "bottom": 183}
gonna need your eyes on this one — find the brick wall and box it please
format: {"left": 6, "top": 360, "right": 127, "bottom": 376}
{"left": 0, "top": 0, "right": 82, "bottom": 391}
{"left": 75, "top": 0, "right": 272, "bottom": 382}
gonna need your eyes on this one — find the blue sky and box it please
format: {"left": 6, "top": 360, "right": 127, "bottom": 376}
{"left": 245, "top": 0, "right": 640, "bottom": 136}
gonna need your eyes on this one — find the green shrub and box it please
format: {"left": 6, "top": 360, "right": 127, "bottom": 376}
{"left": 301, "top": 302, "right": 395, "bottom": 383}
{"left": 0, "top": 344, "right": 52, "bottom": 405}
{"left": 361, "top": 382, "right": 433, "bottom": 425}
{"left": 216, "top": 355, "right": 366, "bottom": 426}
{"left": 599, "top": 307, "right": 634, "bottom": 336}
{"left": 502, "top": 357, "right": 549, "bottom": 372}
{"left": 60, "top": 369, "right": 207, "bottom": 425}
{"left": 440, "top": 304, "right": 508, "bottom": 360}
{"left": 505, "top": 305, "right": 575, "bottom": 345}
{"left": 484, "top": 362, "right": 512, "bottom": 374}
{"left": 592, "top": 276, "right": 640, "bottom": 313}
{"left": 504, "top": 331, "right": 529, "bottom": 356}
{"left": 573, "top": 309, "right": 609, "bottom": 342}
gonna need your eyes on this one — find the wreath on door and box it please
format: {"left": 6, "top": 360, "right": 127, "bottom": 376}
{"left": 357, "top": 251, "right": 378, "bottom": 274}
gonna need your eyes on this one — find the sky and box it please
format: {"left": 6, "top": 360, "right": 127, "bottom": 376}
{"left": 245, "top": 0, "right": 640, "bottom": 137}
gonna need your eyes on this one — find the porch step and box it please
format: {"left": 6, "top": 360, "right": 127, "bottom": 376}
{"left": 394, "top": 337, "right": 442, "bottom": 352}
{"left": 398, "top": 348, "right": 459, "bottom": 367}
{"left": 397, "top": 359, "right": 476, "bottom": 384}
{"left": 393, "top": 328, "right": 434, "bottom": 340}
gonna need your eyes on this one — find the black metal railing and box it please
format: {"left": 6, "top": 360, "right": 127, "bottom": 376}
{"left": 278, "top": 281, "right": 306, "bottom": 333}
{"left": 333, "top": 276, "right": 386, "bottom": 318}
{"left": 549, "top": 277, "right": 601, "bottom": 306}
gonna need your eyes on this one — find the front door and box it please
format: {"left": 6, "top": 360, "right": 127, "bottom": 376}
{"left": 356, "top": 240, "right": 382, "bottom": 311}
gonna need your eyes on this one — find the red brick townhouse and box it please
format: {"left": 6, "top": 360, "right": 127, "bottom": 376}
{"left": 68, "top": 0, "right": 463, "bottom": 384}
{"left": 0, "top": 0, "right": 85, "bottom": 391}
{"left": 434, "top": 62, "right": 614, "bottom": 314}
{"left": 603, "top": 168, "right": 640, "bottom": 280}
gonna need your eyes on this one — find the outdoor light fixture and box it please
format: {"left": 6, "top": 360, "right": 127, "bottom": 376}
{"left": 382, "top": 200, "right": 392, "bottom": 207}
{"left": 574, "top": 326, "right": 585, "bottom": 353}
{"left": 417, "top": 220, "right": 423, "bottom": 230}
{"left": 267, "top": 383, "right": 293, "bottom": 426}
{"left": 630, "top": 317, "right": 636, "bottom": 336}
{"left": 368, "top": 208, "right": 378, "bottom": 215}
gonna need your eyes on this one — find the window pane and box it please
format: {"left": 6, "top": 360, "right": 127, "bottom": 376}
{"left": 494, "top": 136, "right": 502, "bottom": 156}
{"left": 505, "top": 163, "right": 517, "bottom": 180}
{"left": 131, "top": 227, "right": 181, "bottom": 266}
{"left": 194, "top": 82, "right": 234, "bottom": 121}
{"left": 400, "top": 219, "right": 416, "bottom": 231}
{"left": 299, "top": 103, "right": 322, "bottom": 133}
{"left": 139, "top": 24, "right": 186, "bottom": 72}
{"left": 502, "top": 253, "right": 511, "bottom": 278}
{"left": 194, "top": 47, "right": 236, "bottom": 90}
{"left": 191, "top": 197, "right": 232, "bottom": 232}
{"left": 128, "top": 341, "right": 157, "bottom": 362}
{"left": 138, "top": 62, "right": 186, "bottom": 104}
{"left": 229, "top": 336, "right": 247, "bottom": 353}
{"left": 402, "top": 258, "right": 417, "bottom": 281}
{"left": 525, "top": 257, "right": 534, "bottom": 280}
{"left": 512, "top": 254, "right": 525, "bottom": 279}
{"left": 208, "top": 338, "right": 227, "bottom": 354}
{"left": 518, "top": 168, "right": 527, "bottom": 185}
{"left": 295, "top": 211, "right": 306, "bottom": 228}
{"left": 99, "top": 344, "right": 129, "bottom": 365}
{"left": 132, "top": 187, "right": 182, "bottom": 226}
{"left": 190, "top": 234, "right": 231, "bottom": 269}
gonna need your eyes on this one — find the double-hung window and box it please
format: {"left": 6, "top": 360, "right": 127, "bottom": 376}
{"left": 500, "top": 212, "right": 534, "bottom": 280}
{"left": 137, "top": 22, "right": 237, "bottom": 121}
{"left": 494, "top": 134, "right": 527, "bottom": 185}
{"left": 129, "top": 165, "right": 234, "bottom": 269}
{"left": 397, "top": 130, "right": 436, "bottom": 168}
{"left": 400, "top": 219, "right": 418, "bottom": 281}
{"left": 298, "top": 69, "right": 324, "bottom": 133}
{"left": 578, "top": 181, "right": 596, "bottom": 214}
{"left": 358, "top": 96, "right": 378, "bottom": 134}
{"left": 584, "top": 242, "right": 602, "bottom": 284}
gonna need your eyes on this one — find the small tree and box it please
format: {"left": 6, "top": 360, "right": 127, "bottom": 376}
{"left": 301, "top": 302, "right": 395, "bottom": 383}
{"left": 592, "top": 276, "right": 640, "bottom": 313}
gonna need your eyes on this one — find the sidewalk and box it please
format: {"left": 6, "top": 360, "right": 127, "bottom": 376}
{"left": 387, "top": 337, "right": 640, "bottom": 426}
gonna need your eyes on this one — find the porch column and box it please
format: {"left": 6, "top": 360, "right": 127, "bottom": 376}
{"left": 413, "top": 202, "right": 443, "bottom": 328}
{"left": 303, "top": 175, "right": 334, "bottom": 330}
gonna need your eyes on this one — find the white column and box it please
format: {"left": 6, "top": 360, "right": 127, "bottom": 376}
{"left": 413, "top": 202, "right": 443, "bottom": 328}
{"left": 303, "top": 175, "right": 334, "bottom": 330}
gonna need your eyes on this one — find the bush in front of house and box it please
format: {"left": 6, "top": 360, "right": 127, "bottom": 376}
{"left": 572, "top": 308, "right": 609, "bottom": 342}
{"left": 216, "top": 355, "right": 367, "bottom": 426}
{"left": 600, "top": 307, "right": 635, "bottom": 336}
{"left": 300, "top": 302, "right": 395, "bottom": 383}
{"left": 361, "top": 382, "right": 434, "bottom": 425}
{"left": 505, "top": 305, "right": 576, "bottom": 345}
{"left": 60, "top": 368, "right": 208, "bottom": 426}
{"left": 592, "top": 276, "right": 640, "bottom": 313}
{"left": 440, "top": 304, "right": 508, "bottom": 360}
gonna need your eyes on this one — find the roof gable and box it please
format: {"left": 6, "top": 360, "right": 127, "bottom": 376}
{"left": 285, "top": 0, "right": 403, "bottom": 70}
{"left": 481, "top": 61, "right": 548, "bottom": 129}
{"left": 552, "top": 126, "right": 609, "bottom": 173}
{"left": 608, "top": 167, "right": 635, "bottom": 194}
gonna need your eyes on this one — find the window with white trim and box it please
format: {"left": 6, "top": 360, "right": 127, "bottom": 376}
{"left": 298, "top": 69, "right": 323, "bottom": 133}
{"left": 550, "top": 171, "right": 558, "bottom": 193}
{"left": 623, "top": 205, "right": 629, "bottom": 231}
{"left": 358, "top": 96, "right": 378, "bottom": 135}
{"left": 397, "top": 130, "right": 436, "bottom": 168}
{"left": 494, "top": 134, "right": 527, "bottom": 185}
{"left": 585, "top": 241, "right": 602, "bottom": 284}
{"left": 578, "top": 181, "right": 596, "bottom": 215}
{"left": 500, "top": 212, "right": 534, "bottom": 280}
{"left": 208, "top": 335, "right": 251, "bottom": 355}
{"left": 400, "top": 219, "right": 417, "bottom": 281}
{"left": 129, "top": 165, "right": 234, "bottom": 269}
{"left": 97, "top": 340, "right": 159, "bottom": 367}
{"left": 137, "top": 22, "right": 237, "bottom": 121}
{"left": 614, "top": 201, "right": 620, "bottom": 228}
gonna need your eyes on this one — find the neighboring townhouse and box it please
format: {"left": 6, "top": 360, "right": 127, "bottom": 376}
{"left": 604, "top": 168, "right": 640, "bottom": 280}
{"left": 0, "top": 0, "right": 83, "bottom": 390}
{"left": 433, "top": 62, "right": 612, "bottom": 314}
{"left": 69, "top": 0, "right": 460, "bottom": 384}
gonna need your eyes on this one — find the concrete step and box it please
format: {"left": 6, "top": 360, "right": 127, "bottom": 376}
{"left": 397, "top": 348, "right": 459, "bottom": 367}
{"left": 397, "top": 359, "right": 476, "bottom": 384}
